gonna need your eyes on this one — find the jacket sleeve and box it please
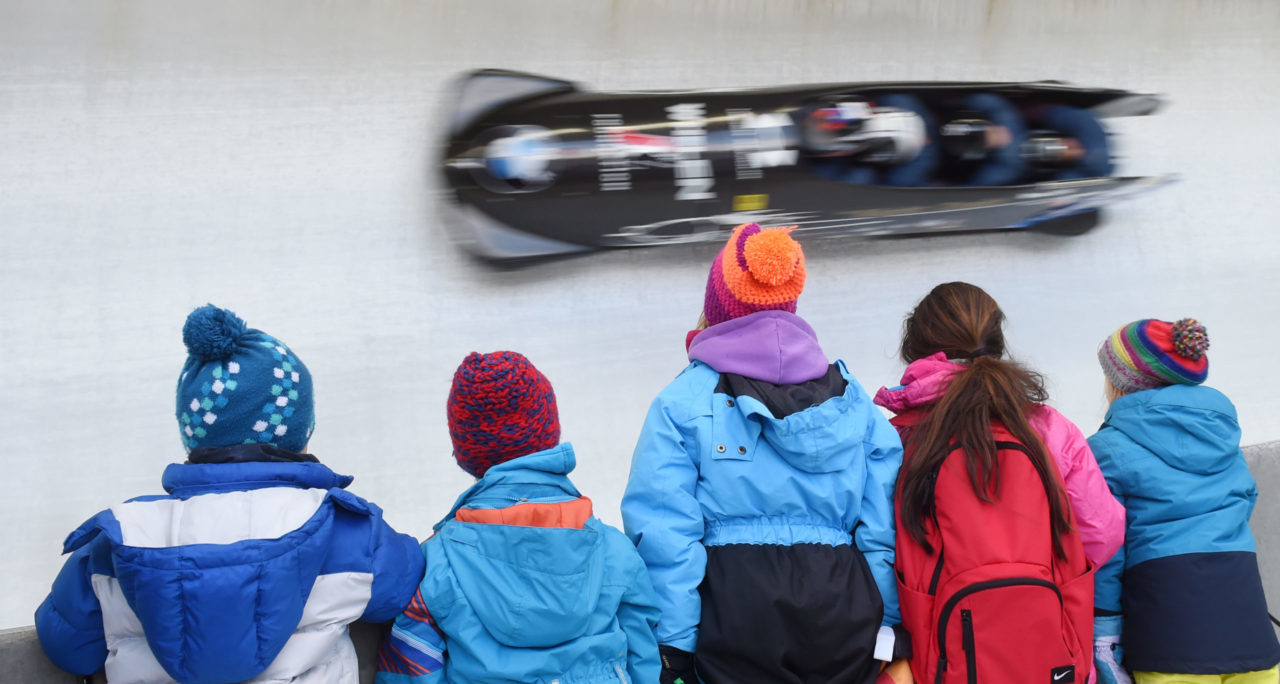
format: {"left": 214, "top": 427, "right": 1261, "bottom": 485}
{"left": 856, "top": 404, "right": 906, "bottom": 658}
{"left": 374, "top": 588, "right": 447, "bottom": 684}
{"left": 1087, "top": 431, "right": 1130, "bottom": 615}
{"left": 621, "top": 394, "right": 706, "bottom": 652}
{"left": 34, "top": 539, "right": 107, "bottom": 676}
{"left": 361, "top": 504, "right": 427, "bottom": 623}
{"left": 1044, "top": 409, "right": 1126, "bottom": 569}
{"left": 618, "top": 552, "right": 662, "bottom": 683}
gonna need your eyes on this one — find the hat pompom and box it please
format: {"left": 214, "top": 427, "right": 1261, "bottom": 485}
{"left": 182, "top": 305, "right": 248, "bottom": 361}
{"left": 1171, "top": 318, "right": 1209, "bottom": 360}
{"left": 743, "top": 227, "right": 802, "bottom": 286}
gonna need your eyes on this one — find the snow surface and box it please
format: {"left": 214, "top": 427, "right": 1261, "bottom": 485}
{"left": 2, "top": 0, "right": 1278, "bottom": 629}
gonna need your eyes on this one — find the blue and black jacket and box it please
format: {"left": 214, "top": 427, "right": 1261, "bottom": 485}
{"left": 1090, "top": 385, "right": 1280, "bottom": 674}
{"left": 622, "top": 311, "right": 906, "bottom": 684}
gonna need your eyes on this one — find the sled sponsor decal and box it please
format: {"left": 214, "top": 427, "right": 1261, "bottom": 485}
{"left": 591, "top": 113, "right": 632, "bottom": 191}
{"left": 666, "top": 103, "right": 715, "bottom": 201}
{"left": 727, "top": 109, "right": 798, "bottom": 180}
{"left": 471, "top": 125, "right": 559, "bottom": 194}
{"left": 732, "top": 194, "right": 769, "bottom": 211}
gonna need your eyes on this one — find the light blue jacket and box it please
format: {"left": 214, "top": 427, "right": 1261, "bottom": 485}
{"left": 620, "top": 312, "right": 904, "bottom": 652}
{"left": 377, "top": 444, "right": 661, "bottom": 684}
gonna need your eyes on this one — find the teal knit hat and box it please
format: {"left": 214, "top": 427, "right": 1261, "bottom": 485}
{"left": 175, "top": 305, "right": 315, "bottom": 453}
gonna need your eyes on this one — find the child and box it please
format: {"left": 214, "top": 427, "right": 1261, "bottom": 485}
{"left": 35, "top": 305, "right": 424, "bottom": 684}
{"left": 375, "top": 351, "right": 660, "bottom": 683}
{"left": 622, "top": 223, "right": 912, "bottom": 684}
{"left": 874, "top": 282, "right": 1124, "bottom": 684}
{"left": 1091, "top": 318, "right": 1280, "bottom": 684}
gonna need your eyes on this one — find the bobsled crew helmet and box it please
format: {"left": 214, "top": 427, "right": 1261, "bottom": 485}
{"left": 1098, "top": 318, "right": 1210, "bottom": 395}
{"left": 703, "top": 223, "right": 806, "bottom": 326}
{"left": 941, "top": 118, "right": 992, "bottom": 160}
{"left": 447, "top": 351, "right": 561, "bottom": 478}
{"left": 175, "top": 305, "right": 315, "bottom": 453}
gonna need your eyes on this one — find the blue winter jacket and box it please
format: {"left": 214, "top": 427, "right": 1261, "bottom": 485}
{"left": 376, "top": 443, "right": 661, "bottom": 684}
{"left": 34, "top": 444, "right": 424, "bottom": 684}
{"left": 1090, "top": 385, "right": 1280, "bottom": 673}
{"left": 621, "top": 311, "right": 904, "bottom": 655}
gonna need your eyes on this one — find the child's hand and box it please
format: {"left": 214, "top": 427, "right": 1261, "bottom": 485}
{"left": 658, "top": 645, "right": 697, "bottom": 684}
{"left": 877, "top": 659, "right": 914, "bottom": 684}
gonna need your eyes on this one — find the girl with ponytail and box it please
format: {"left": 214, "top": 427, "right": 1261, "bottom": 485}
{"left": 874, "top": 282, "right": 1124, "bottom": 684}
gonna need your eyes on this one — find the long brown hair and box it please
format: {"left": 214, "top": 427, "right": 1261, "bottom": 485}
{"left": 897, "top": 282, "right": 1074, "bottom": 558}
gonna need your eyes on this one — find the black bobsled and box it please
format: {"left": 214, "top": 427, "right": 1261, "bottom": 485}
{"left": 440, "top": 69, "right": 1172, "bottom": 261}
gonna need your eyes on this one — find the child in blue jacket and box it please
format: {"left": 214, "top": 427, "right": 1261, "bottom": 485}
{"left": 376, "top": 351, "right": 660, "bottom": 684}
{"left": 35, "top": 305, "right": 424, "bottom": 684}
{"left": 1091, "top": 318, "right": 1280, "bottom": 684}
{"left": 621, "top": 224, "right": 911, "bottom": 684}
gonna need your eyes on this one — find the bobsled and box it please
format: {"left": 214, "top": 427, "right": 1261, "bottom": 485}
{"left": 440, "top": 69, "right": 1171, "bottom": 261}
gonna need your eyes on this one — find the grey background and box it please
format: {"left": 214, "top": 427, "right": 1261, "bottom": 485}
{"left": 2, "top": 0, "right": 1278, "bottom": 629}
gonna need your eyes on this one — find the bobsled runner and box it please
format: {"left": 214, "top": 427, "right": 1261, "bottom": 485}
{"left": 440, "top": 69, "right": 1172, "bottom": 261}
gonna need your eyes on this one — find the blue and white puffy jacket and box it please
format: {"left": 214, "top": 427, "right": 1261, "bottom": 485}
{"left": 35, "top": 444, "right": 424, "bottom": 684}
{"left": 620, "top": 311, "right": 905, "bottom": 655}
{"left": 1090, "top": 385, "right": 1280, "bottom": 673}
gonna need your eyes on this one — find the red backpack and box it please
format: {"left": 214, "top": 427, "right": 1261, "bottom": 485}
{"left": 893, "top": 421, "right": 1094, "bottom": 684}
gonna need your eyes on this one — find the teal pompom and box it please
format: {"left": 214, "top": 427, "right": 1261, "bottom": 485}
{"left": 182, "top": 305, "right": 247, "bottom": 361}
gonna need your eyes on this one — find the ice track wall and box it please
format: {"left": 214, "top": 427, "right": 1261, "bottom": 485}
{"left": 2, "top": 1, "right": 1279, "bottom": 630}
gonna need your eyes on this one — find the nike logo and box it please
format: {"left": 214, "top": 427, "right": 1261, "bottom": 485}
{"left": 1054, "top": 672, "right": 1070, "bottom": 680}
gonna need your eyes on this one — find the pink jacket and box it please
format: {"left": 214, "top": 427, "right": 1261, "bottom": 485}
{"left": 873, "top": 352, "right": 1124, "bottom": 569}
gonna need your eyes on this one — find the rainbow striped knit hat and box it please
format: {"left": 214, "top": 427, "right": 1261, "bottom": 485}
{"left": 703, "top": 223, "right": 806, "bottom": 326}
{"left": 1098, "top": 318, "right": 1210, "bottom": 395}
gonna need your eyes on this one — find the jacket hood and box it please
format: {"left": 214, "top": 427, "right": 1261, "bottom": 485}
{"left": 440, "top": 501, "right": 605, "bottom": 649}
{"left": 1102, "top": 384, "right": 1241, "bottom": 474}
{"left": 728, "top": 361, "right": 876, "bottom": 473}
{"left": 873, "top": 352, "right": 961, "bottom": 414}
{"left": 688, "top": 310, "right": 828, "bottom": 384}
{"left": 64, "top": 462, "right": 363, "bottom": 683}
{"left": 435, "top": 443, "right": 603, "bottom": 648}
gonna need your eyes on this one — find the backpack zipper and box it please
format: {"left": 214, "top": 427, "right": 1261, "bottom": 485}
{"left": 928, "top": 547, "right": 945, "bottom": 595}
{"left": 961, "top": 609, "right": 976, "bottom": 684}
{"left": 933, "top": 577, "right": 1063, "bottom": 684}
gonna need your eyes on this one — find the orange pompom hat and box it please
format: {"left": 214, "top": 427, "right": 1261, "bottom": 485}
{"left": 703, "top": 223, "right": 806, "bottom": 326}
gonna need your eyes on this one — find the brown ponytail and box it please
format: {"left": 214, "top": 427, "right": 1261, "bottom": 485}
{"left": 897, "top": 282, "right": 1074, "bottom": 558}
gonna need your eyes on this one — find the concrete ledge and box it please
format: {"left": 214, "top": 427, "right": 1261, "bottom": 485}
{"left": 0, "top": 626, "right": 89, "bottom": 683}
{"left": 1245, "top": 440, "right": 1280, "bottom": 613}
{"left": 6, "top": 442, "right": 1279, "bottom": 682}
{"left": 2, "top": 621, "right": 383, "bottom": 684}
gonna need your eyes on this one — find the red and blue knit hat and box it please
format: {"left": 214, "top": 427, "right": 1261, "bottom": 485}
{"left": 1098, "top": 318, "right": 1210, "bottom": 395}
{"left": 447, "top": 351, "right": 560, "bottom": 478}
{"left": 703, "top": 223, "right": 807, "bottom": 326}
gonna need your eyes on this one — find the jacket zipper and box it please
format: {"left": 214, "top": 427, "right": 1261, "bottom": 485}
{"left": 933, "top": 577, "right": 1063, "bottom": 684}
{"left": 615, "top": 663, "right": 629, "bottom": 682}
{"left": 961, "top": 609, "right": 976, "bottom": 684}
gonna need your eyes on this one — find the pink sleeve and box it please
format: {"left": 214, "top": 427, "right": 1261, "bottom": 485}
{"left": 1030, "top": 406, "right": 1125, "bottom": 569}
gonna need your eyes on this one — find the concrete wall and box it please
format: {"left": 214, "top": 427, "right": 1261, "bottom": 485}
{"left": 4, "top": 0, "right": 1279, "bottom": 631}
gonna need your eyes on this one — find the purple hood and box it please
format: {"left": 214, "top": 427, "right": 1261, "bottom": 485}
{"left": 687, "top": 310, "right": 829, "bottom": 384}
